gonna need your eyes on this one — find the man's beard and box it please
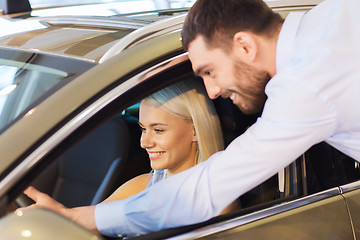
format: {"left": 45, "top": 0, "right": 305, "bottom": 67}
{"left": 232, "top": 58, "right": 271, "bottom": 115}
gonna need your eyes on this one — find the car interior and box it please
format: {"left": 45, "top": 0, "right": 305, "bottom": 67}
{"left": 15, "top": 108, "right": 150, "bottom": 208}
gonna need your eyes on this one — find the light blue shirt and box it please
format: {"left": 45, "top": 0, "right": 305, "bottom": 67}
{"left": 95, "top": 0, "right": 360, "bottom": 237}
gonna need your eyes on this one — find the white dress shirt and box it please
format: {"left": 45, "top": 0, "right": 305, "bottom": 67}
{"left": 95, "top": 0, "right": 360, "bottom": 237}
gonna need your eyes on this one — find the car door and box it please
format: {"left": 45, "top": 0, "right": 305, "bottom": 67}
{"left": 334, "top": 151, "right": 360, "bottom": 239}
{"left": 188, "top": 190, "right": 352, "bottom": 240}
{"left": 342, "top": 184, "right": 360, "bottom": 239}
{"left": 163, "top": 145, "right": 354, "bottom": 240}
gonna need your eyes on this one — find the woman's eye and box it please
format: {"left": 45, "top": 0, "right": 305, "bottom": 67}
{"left": 204, "top": 71, "right": 212, "bottom": 76}
{"left": 139, "top": 127, "right": 146, "bottom": 132}
{"left": 154, "top": 128, "right": 164, "bottom": 134}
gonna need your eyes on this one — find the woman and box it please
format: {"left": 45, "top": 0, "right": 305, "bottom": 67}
{"left": 103, "top": 79, "right": 227, "bottom": 202}
{"left": 22, "top": 79, "right": 240, "bottom": 230}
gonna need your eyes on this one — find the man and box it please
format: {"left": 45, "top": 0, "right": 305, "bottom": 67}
{"left": 24, "top": 0, "right": 360, "bottom": 237}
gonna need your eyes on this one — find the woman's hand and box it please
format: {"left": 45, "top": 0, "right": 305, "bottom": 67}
{"left": 18, "top": 186, "right": 99, "bottom": 233}
{"left": 21, "top": 186, "right": 66, "bottom": 213}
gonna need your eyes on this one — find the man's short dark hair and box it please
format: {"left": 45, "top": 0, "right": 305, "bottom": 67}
{"left": 181, "top": 0, "right": 284, "bottom": 51}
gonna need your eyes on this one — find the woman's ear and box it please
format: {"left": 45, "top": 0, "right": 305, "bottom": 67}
{"left": 233, "top": 31, "right": 257, "bottom": 63}
{"left": 192, "top": 124, "right": 197, "bottom": 142}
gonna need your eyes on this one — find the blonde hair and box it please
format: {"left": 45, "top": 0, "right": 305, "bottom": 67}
{"left": 143, "top": 78, "right": 224, "bottom": 164}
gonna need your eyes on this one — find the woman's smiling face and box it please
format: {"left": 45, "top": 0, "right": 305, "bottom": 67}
{"left": 139, "top": 101, "right": 197, "bottom": 176}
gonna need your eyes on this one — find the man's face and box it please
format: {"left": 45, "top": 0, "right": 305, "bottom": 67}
{"left": 188, "top": 35, "right": 270, "bottom": 114}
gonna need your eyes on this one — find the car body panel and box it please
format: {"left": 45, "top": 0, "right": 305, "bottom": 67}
{"left": 198, "top": 194, "right": 352, "bottom": 240}
{"left": 340, "top": 181, "right": 360, "bottom": 239}
{"left": 167, "top": 187, "right": 353, "bottom": 240}
{"left": 0, "top": 208, "right": 103, "bottom": 240}
{"left": 0, "top": 24, "right": 135, "bottom": 62}
{"left": 0, "top": 10, "right": 187, "bottom": 62}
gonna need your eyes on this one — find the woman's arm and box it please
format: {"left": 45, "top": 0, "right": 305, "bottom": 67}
{"left": 22, "top": 186, "right": 98, "bottom": 232}
{"left": 21, "top": 173, "right": 151, "bottom": 232}
{"left": 103, "top": 173, "right": 151, "bottom": 202}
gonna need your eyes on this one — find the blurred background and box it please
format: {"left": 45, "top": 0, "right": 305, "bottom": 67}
{"left": 22, "top": 0, "right": 196, "bottom": 18}
{"left": 0, "top": 0, "right": 196, "bottom": 38}
{"left": 29, "top": 0, "right": 196, "bottom": 14}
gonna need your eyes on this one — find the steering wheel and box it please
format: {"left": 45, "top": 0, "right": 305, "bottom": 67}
{"left": 15, "top": 193, "right": 35, "bottom": 207}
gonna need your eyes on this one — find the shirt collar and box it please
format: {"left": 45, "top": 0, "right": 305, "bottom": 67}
{"left": 276, "top": 11, "right": 305, "bottom": 72}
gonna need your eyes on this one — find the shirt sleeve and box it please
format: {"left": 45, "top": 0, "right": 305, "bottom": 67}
{"left": 95, "top": 70, "right": 337, "bottom": 237}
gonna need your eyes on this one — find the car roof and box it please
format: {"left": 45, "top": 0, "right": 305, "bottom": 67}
{"left": 0, "top": 8, "right": 187, "bottom": 63}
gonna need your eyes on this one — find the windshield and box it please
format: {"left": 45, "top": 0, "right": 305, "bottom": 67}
{"left": 0, "top": 49, "right": 94, "bottom": 133}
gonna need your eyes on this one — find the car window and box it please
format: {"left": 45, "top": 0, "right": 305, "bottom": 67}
{"left": 0, "top": 49, "right": 94, "bottom": 133}
{"left": 0, "top": 59, "right": 67, "bottom": 130}
{"left": 333, "top": 146, "right": 360, "bottom": 186}
{"left": 304, "top": 141, "right": 360, "bottom": 195}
